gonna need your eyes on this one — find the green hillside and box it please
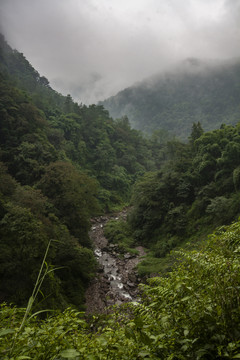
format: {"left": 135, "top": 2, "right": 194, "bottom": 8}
{"left": 2, "top": 220, "right": 240, "bottom": 359}
{"left": 104, "top": 121, "right": 240, "bottom": 275}
{"left": 101, "top": 58, "right": 240, "bottom": 139}
{"left": 0, "top": 35, "right": 163, "bottom": 309}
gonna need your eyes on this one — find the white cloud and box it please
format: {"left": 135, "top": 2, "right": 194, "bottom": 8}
{"left": 0, "top": 0, "right": 239, "bottom": 104}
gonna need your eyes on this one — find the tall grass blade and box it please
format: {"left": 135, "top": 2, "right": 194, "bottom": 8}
{"left": 10, "top": 239, "right": 57, "bottom": 355}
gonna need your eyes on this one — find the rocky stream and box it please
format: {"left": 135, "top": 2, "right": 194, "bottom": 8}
{"left": 85, "top": 209, "right": 145, "bottom": 314}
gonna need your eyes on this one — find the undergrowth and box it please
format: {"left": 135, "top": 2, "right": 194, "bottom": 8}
{"left": 2, "top": 219, "right": 240, "bottom": 358}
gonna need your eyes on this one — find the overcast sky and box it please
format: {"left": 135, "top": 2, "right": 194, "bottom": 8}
{"left": 0, "top": 0, "right": 240, "bottom": 104}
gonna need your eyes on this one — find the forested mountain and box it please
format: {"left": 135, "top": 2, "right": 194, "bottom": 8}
{"left": 0, "top": 34, "right": 165, "bottom": 309}
{"left": 101, "top": 58, "right": 240, "bottom": 139}
{"left": 2, "top": 34, "right": 240, "bottom": 359}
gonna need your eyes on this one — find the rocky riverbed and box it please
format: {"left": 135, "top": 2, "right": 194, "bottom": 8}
{"left": 85, "top": 210, "right": 145, "bottom": 314}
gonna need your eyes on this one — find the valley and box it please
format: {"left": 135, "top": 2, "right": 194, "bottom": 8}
{"left": 85, "top": 210, "right": 145, "bottom": 313}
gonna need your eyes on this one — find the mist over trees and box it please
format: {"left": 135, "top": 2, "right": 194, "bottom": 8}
{"left": 101, "top": 58, "right": 240, "bottom": 139}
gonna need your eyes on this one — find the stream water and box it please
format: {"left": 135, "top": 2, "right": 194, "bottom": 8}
{"left": 85, "top": 210, "right": 145, "bottom": 314}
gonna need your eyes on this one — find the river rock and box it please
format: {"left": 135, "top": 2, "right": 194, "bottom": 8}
{"left": 97, "top": 265, "right": 104, "bottom": 273}
{"left": 128, "top": 273, "right": 137, "bottom": 283}
{"left": 85, "top": 210, "right": 146, "bottom": 314}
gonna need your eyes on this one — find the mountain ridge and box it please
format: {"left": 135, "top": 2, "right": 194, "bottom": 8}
{"left": 100, "top": 57, "right": 240, "bottom": 139}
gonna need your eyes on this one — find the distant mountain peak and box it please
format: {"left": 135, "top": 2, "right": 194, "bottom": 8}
{"left": 100, "top": 58, "right": 240, "bottom": 139}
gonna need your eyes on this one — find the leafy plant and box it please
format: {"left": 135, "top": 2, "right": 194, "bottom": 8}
{"left": 2, "top": 219, "right": 240, "bottom": 358}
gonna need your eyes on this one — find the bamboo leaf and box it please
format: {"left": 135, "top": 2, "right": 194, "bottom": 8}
{"left": 60, "top": 348, "right": 80, "bottom": 358}
{"left": 28, "top": 309, "right": 54, "bottom": 321}
{"left": 0, "top": 328, "right": 15, "bottom": 337}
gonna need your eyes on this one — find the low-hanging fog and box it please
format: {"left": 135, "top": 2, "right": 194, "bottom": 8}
{"left": 0, "top": 0, "right": 239, "bottom": 104}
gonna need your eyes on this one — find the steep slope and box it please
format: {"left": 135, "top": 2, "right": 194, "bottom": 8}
{"left": 0, "top": 35, "right": 164, "bottom": 309}
{"left": 101, "top": 58, "right": 240, "bottom": 139}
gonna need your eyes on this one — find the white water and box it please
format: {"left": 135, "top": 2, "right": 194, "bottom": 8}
{"left": 92, "top": 225, "right": 133, "bottom": 302}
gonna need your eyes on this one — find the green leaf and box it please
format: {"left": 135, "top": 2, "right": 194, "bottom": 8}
{"left": 26, "top": 296, "right": 34, "bottom": 311}
{"left": 138, "top": 351, "right": 151, "bottom": 358}
{"left": 125, "top": 326, "right": 136, "bottom": 341}
{"left": 181, "top": 296, "right": 191, "bottom": 302}
{"left": 139, "top": 331, "right": 152, "bottom": 346}
{"left": 0, "top": 328, "right": 15, "bottom": 337}
{"left": 232, "top": 355, "right": 240, "bottom": 359}
{"left": 181, "top": 344, "right": 189, "bottom": 352}
{"left": 28, "top": 309, "right": 54, "bottom": 321}
{"left": 196, "top": 348, "right": 208, "bottom": 357}
{"left": 134, "top": 316, "right": 144, "bottom": 328}
{"left": 86, "top": 356, "right": 95, "bottom": 360}
{"left": 59, "top": 348, "right": 80, "bottom": 358}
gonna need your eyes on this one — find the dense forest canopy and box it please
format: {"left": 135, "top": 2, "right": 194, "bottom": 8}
{"left": 101, "top": 58, "right": 240, "bottom": 139}
{"left": 0, "top": 34, "right": 166, "bottom": 309}
{"left": 128, "top": 122, "right": 240, "bottom": 266}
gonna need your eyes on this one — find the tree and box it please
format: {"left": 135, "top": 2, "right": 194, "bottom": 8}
{"left": 39, "top": 161, "right": 99, "bottom": 246}
{"left": 38, "top": 76, "right": 49, "bottom": 87}
{"left": 0, "top": 203, "right": 51, "bottom": 304}
{"left": 189, "top": 121, "right": 204, "bottom": 145}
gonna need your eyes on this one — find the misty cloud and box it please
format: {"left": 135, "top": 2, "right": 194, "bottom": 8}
{"left": 0, "top": 0, "right": 239, "bottom": 104}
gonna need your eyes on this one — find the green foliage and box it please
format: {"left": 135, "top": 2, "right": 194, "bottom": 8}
{"left": 130, "top": 221, "right": 240, "bottom": 358}
{"left": 0, "top": 203, "right": 51, "bottom": 304}
{"left": 38, "top": 161, "right": 99, "bottom": 246}
{"left": 2, "top": 220, "right": 240, "bottom": 358}
{"left": 206, "top": 196, "right": 233, "bottom": 222}
{"left": 55, "top": 241, "right": 97, "bottom": 308}
{"left": 0, "top": 165, "right": 96, "bottom": 309}
{"left": 0, "top": 162, "right": 17, "bottom": 199}
{"left": 0, "top": 35, "right": 164, "bottom": 309}
{"left": 128, "top": 122, "right": 240, "bottom": 263}
{"left": 189, "top": 121, "right": 204, "bottom": 144}
{"left": 233, "top": 166, "right": 240, "bottom": 191}
{"left": 104, "top": 219, "right": 136, "bottom": 253}
{"left": 137, "top": 252, "right": 175, "bottom": 276}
